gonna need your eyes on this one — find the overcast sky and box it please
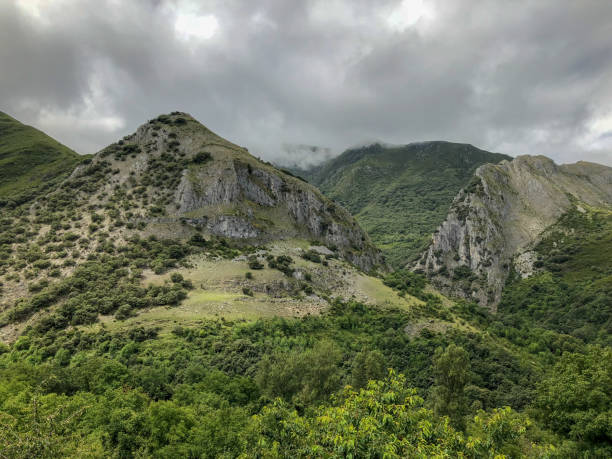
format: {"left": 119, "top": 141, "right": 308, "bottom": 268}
{"left": 2, "top": 0, "right": 612, "bottom": 167}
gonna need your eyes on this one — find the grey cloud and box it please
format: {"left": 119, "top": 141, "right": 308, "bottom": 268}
{"left": 0, "top": 0, "right": 611, "bottom": 166}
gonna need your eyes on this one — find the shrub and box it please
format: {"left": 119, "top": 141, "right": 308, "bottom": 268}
{"left": 302, "top": 250, "right": 322, "bottom": 263}
{"left": 189, "top": 234, "right": 208, "bottom": 247}
{"left": 248, "top": 256, "right": 264, "bottom": 270}
{"left": 268, "top": 255, "right": 294, "bottom": 276}
{"left": 192, "top": 152, "right": 212, "bottom": 164}
{"left": 115, "top": 304, "right": 135, "bottom": 320}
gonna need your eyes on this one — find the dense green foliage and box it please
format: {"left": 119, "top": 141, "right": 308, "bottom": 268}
{"left": 1, "top": 112, "right": 610, "bottom": 457}
{"left": 296, "top": 142, "right": 510, "bottom": 267}
{"left": 0, "top": 111, "right": 85, "bottom": 207}
{"left": 4, "top": 297, "right": 601, "bottom": 457}
{"left": 431, "top": 343, "right": 471, "bottom": 429}
{"left": 536, "top": 345, "right": 612, "bottom": 455}
{"left": 497, "top": 207, "right": 612, "bottom": 346}
{"left": 250, "top": 371, "right": 553, "bottom": 458}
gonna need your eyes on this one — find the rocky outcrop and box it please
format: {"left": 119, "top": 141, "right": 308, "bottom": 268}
{"left": 413, "top": 155, "right": 612, "bottom": 309}
{"left": 77, "top": 112, "right": 386, "bottom": 272}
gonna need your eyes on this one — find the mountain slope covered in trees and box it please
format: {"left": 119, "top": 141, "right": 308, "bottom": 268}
{"left": 293, "top": 142, "right": 510, "bottom": 267}
{"left": 0, "top": 113, "right": 610, "bottom": 457}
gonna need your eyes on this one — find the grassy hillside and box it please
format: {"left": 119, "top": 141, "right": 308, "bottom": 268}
{"left": 0, "top": 113, "right": 387, "bottom": 342}
{"left": 0, "top": 113, "right": 609, "bottom": 457}
{"left": 297, "top": 142, "right": 511, "bottom": 268}
{"left": 496, "top": 205, "right": 612, "bottom": 345}
{"left": 0, "top": 111, "right": 84, "bottom": 206}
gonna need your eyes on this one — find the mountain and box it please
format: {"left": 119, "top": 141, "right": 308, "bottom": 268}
{"left": 0, "top": 112, "right": 392, "bottom": 341}
{"left": 294, "top": 142, "right": 511, "bottom": 268}
{"left": 1, "top": 115, "right": 610, "bottom": 457}
{"left": 414, "top": 155, "right": 612, "bottom": 309}
{"left": 0, "top": 111, "right": 84, "bottom": 206}
{"left": 496, "top": 202, "right": 612, "bottom": 344}
{"left": 68, "top": 112, "right": 384, "bottom": 271}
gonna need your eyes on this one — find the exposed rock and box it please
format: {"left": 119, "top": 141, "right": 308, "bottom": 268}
{"left": 71, "top": 112, "right": 386, "bottom": 272}
{"left": 309, "top": 245, "right": 335, "bottom": 256}
{"left": 413, "top": 155, "right": 612, "bottom": 309}
{"left": 514, "top": 251, "right": 538, "bottom": 279}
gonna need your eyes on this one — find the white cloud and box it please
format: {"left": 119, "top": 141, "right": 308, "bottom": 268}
{"left": 1, "top": 0, "right": 612, "bottom": 166}
{"left": 15, "top": 0, "right": 45, "bottom": 21}
{"left": 581, "top": 113, "right": 612, "bottom": 151}
{"left": 174, "top": 11, "right": 219, "bottom": 42}
{"left": 385, "top": 0, "right": 433, "bottom": 32}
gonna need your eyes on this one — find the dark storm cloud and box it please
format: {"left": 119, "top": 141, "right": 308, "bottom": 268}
{"left": 1, "top": 0, "right": 611, "bottom": 166}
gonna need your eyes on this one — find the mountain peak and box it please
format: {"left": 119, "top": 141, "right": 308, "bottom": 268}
{"left": 415, "top": 154, "right": 612, "bottom": 308}
{"left": 296, "top": 141, "right": 511, "bottom": 267}
{"left": 64, "top": 113, "right": 385, "bottom": 271}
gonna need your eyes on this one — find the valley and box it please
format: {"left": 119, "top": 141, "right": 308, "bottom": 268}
{"left": 0, "top": 111, "right": 610, "bottom": 458}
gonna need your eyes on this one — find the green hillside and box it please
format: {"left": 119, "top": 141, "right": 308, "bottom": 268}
{"left": 497, "top": 205, "right": 612, "bottom": 345}
{"left": 0, "top": 111, "right": 84, "bottom": 207}
{"left": 296, "top": 142, "right": 511, "bottom": 267}
{"left": 0, "top": 114, "right": 610, "bottom": 457}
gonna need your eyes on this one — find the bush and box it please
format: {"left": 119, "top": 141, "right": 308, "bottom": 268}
{"left": 248, "top": 256, "right": 264, "bottom": 270}
{"left": 302, "top": 250, "right": 322, "bottom": 263}
{"left": 268, "top": 255, "right": 294, "bottom": 276}
{"left": 189, "top": 234, "right": 207, "bottom": 247}
{"left": 192, "top": 152, "right": 212, "bottom": 164}
{"left": 115, "top": 304, "right": 135, "bottom": 320}
{"left": 242, "top": 287, "right": 254, "bottom": 296}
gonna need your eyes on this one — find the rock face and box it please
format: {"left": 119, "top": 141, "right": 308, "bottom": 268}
{"left": 413, "top": 155, "right": 612, "bottom": 309}
{"left": 292, "top": 141, "right": 511, "bottom": 268}
{"left": 71, "top": 112, "right": 385, "bottom": 272}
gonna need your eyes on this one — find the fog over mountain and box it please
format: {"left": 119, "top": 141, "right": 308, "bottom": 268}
{"left": 1, "top": 0, "right": 612, "bottom": 165}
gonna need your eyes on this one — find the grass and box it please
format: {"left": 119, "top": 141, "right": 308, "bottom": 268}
{"left": 352, "top": 272, "right": 422, "bottom": 310}
{"left": 0, "top": 111, "right": 85, "bottom": 205}
{"left": 102, "top": 243, "right": 426, "bottom": 332}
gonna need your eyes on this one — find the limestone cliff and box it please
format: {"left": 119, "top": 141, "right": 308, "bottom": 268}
{"left": 413, "top": 155, "right": 612, "bottom": 309}
{"left": 68, "top": 112, "right": 385, "bottom": 272}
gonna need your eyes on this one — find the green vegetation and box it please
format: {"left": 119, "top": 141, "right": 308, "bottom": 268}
{"left": 0, "top": 299, "right": 574, "bottom": 457}
{"left": 431, "top": 343, "right": 471, "bottom": 429}
{"left": 496, "top": 207, "right": 612, "bottom": 345}
{"left": 1, "top": 112, "right": 610, "bottom": 457}
{"left": 250, "top": 372, "right": 552, "bottom": 458}
{"left": 0, "top": 111, "right": 84, "bottom": 207}
{"left": 296, "top": 141, "right": 510, "bottom": 267}
{"left": 0, "top": 235, "right": 194, "bottom": 330}
{"left": 536, "top": 345, "right": 612, "bottom": 454}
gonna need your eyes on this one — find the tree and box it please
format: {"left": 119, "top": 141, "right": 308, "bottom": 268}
{"left": 535, "top": 345, "right": 612, "bottom": 455}
{"left": 249, "top": 370, "right": 463, "bottom": 458}
{"left": 350, "top": 349, "right": 386, "bottom": 389}
{"left": 248, "top": 371, "right": 552, "bottom": 458}
{"left": 255, "top": 340, "right": 342, "bottom": 404}
{"left": 431, "top": 343, "right": 471, "bottom": 429}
